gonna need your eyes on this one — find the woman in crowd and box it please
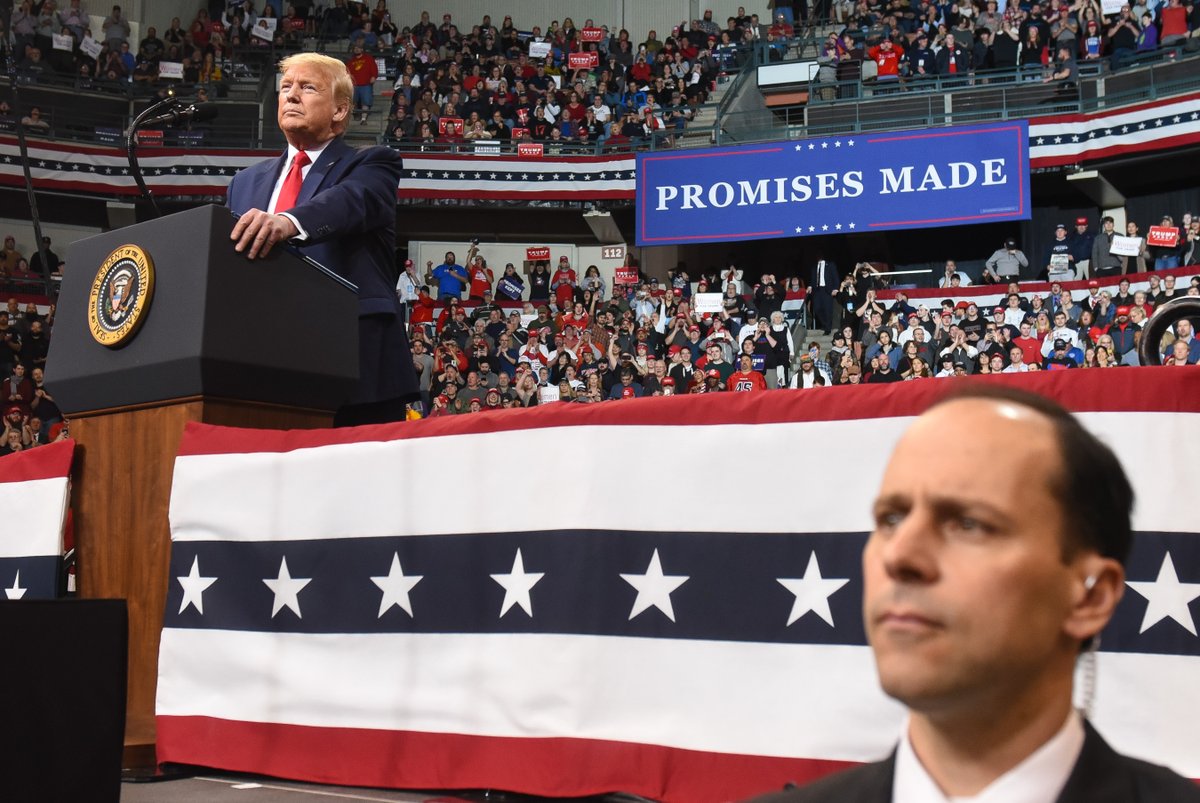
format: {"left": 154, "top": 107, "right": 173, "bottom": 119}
{"left": 902, "top": 356, "right": 932, "bottom": 379}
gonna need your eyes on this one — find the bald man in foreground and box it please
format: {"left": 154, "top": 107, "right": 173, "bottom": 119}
{"left": 750, "top": 387, "right": 1200, "bottom": 802}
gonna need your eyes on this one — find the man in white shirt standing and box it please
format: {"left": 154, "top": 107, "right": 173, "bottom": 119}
{"left": 748, "top": 387, "right": 1200, "bottom": 803}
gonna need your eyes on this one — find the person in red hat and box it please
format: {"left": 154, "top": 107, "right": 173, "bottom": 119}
{"left": 1106, "top": 306, "right": 1138, "bottom": 357}
{"left": 1069, "top": 215, "right": 1094, "bottom": 278}
{"left": 551, "top": 256, "right": 577, "bottom": 311}
{"left": 701, "top": 367, "right": 724, "bottom": 392}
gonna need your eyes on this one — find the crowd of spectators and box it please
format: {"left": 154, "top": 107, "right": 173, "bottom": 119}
{"left": 373, "top": 5, "right": 785, "bottom": 150}
{"left": 4, "top": 1, "right": 289, "bottom": 102}
{"left": 400, "top": 233, "right": 1200, "bottom": 418}
{"left": 0, "top": 293, "right": 61, "bottom": 455}
{"left": 814, "top": 0, "right": 1200, "bottom": 96}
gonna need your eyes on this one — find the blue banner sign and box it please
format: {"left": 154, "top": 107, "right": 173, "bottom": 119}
{"left": 636, "top": 121, "right": 1030, "bottom": 246}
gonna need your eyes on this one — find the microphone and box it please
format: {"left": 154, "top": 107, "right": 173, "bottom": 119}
{"left": 141, "top": 102, "right": 219, "bottom": 127}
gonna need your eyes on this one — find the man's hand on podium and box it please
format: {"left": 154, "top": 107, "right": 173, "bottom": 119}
{"left": 231, "top": 209, "right": 300, "bottom": 260}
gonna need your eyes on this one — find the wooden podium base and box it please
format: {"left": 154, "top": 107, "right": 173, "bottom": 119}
{"left": 70, "top": 397, "right": 332, "bottom": 768}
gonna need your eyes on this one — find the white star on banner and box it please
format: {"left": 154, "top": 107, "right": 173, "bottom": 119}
{"left": 1054, "top": 136, "right": 1063, "bottom": 144}
{"left": 5, "top": 570, "right": 27, "bottom": 600}
{"left": 474, "top": 172, "right": 481, "bottom": 179}
{"left": 848, "top": 222, "right": 857, "bottom": 229}
{"left": 177, "top": 556, "right": 217, "bottom": 614}
{"left": 491, "top": 548, "right": 544, "bottom": 618}
{"left": 795, "top": 144, "right": 803, "bottom": 151}
{"left": 834, "top": 140, "right": 841, "bottom": 148}
{"left": 847, "top": 139, "right": 855, "bottom": 146}
{"left": 371, "top": 553, "right": 423, "bottom": 618}
{"left": 263, "top": 557, "right": 311, "bottom": 619}
{"left": 795, "top": 226, "right": 802, "bottom": 233}
{"left": 835, "top": 223, "right": 842, "bottom": 230}
{"left": 808, "top": 225, "right": 816, "bottom": 232}
{"left": 821, "top": 142, "right": 828, "bottom": 149}
{"left": 1126, "top": 552, "right": 1200, "bottom": 636}
{"left": 821, "top": 224, "right": 829, "bottom": 231}
{"left": 808, "top": 143, "right": 815, "bottom": 150}
{"left": 457, "top": 172, "right": 465, "bottom": 178}
{"left": 777, "top": 552, "right": 850, "bottom": 627}
{"left": 1138, "top": 122, "right": 1147, "bottom": 130}
{"left": 621, "top": 549, "right": 689, "bottom": 622}
{"left": 489, "top": 172, "right": 497, "bottom": 179}
{"left": 1036, "top": 137, "right": 1045, "bottom": 145}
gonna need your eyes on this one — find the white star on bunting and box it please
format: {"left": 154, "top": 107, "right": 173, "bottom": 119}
{"left": 263, "top": 556, "right": 311, "bottom": 619}
{"left": 5, "top": 570, "right": 27, "bottom": 600}
{"left": 621, "top": 549, "right": 689, "bottom": 622}
{"left": 371, "top": 553, "right": 423, "bottom": 618}
{"left": 1126, "top": 552, "right": 1200, "bottom": 636}
{"left": 491, "top": 548, "right": 544, "bottom": 618}
{"left": 777, "top": 552, "right": 850, "bottom": 627}
{"left": 177, "top": 556, "right": 217, "bottom": 614}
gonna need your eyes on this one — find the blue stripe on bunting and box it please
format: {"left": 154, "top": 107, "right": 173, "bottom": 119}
{"left": 163, "top": 529, "right": 1199, "bottom": 657}
{"left": 0, "top": 556, "right": 62, "bottom": 600}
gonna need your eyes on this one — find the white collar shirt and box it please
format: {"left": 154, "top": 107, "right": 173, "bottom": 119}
{"left": 893, "top": 711, "right": 1085, "bottom": 803}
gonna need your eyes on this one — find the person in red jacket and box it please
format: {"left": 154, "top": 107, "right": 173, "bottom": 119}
{"left": 1158, "top": 0, "right": 1189, "bottom": 45}
{"left": 466, "top": 254, "right": 493, "bottom": 301}
{"left": 729, "top": 353, "right": 768, "bottom": 392}
{"left": 551, "top": 256, "right": 577, "bottom": 311}
{"left": 867, "top": 37, "right": 903, "bottom": 83}
{"left": 346, "top": 40, "right": 378, "bottom": 124}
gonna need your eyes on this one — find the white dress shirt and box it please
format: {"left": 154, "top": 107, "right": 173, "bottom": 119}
{"left": 893, "top": 710, "right": 1085, "bottom": 803}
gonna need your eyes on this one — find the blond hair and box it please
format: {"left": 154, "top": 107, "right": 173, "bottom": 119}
{"left": 279, "top": 52, "right": 354, "bottom": 106}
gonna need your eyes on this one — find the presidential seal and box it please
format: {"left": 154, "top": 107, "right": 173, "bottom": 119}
{"left": 87, "top": 244, "right": 155, "bottom": 347}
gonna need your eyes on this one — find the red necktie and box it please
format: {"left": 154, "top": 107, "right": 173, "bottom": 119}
{"left": 272, "top": 150, "right": 310, "bottom": 214}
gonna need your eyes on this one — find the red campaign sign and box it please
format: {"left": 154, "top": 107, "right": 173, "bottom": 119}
{"left": 517, "top": 143, "right": 544, "bottom": 158}
{"left": 439, "top": 117, "right": 464, "bottom": 136}
{"left": 614, "top": 266, "right": 639, "bottom": 284}
{"left": 526, "top": 247, "right": 551, "bottom": 261}
{"left": 136, "top": 129, "right": 163, "bottom": 147}
{"left": 580, "top": 27, "right": 605, "bottom": 42}
{"left": 210, "top": 21, "right": 225, "bottom": 33}
{"left": 568, "top": 51, "right": 600, "bottom": 69}
{"left": 1147, "top": 225, "right": 1180, "bottom": 248}
{"left": 288, "top": 18, "right": 306, "bottom": 31}
{"left": 510, "top": 127, "right": 530, "bottom": 140}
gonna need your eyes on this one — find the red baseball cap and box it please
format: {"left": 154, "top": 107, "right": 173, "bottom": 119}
{"left": 1075, "top": 216, "right": 1088, "bottom": 225}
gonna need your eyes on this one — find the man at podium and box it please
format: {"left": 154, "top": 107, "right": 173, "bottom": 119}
{"left": 227, "top": 52, "right": 418, "bottom": 426}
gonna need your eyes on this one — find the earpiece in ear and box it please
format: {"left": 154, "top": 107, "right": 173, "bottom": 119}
{"left": 1084, "top": 575, "right": 1098, "bottom": 591}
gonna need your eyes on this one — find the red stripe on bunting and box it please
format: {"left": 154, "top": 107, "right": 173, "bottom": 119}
{"left": 156, "top": 715, "right": 858, "bottom": 803}
{"left": 175, "top": 369, "right": 1200, "bottom": 457}
{"left": 0, "top": 439, "right": 74, "bottom": 483}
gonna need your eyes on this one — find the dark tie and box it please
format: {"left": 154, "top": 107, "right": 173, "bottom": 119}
{"left": 272, "top": 150, "right": 311, "bottom": 214}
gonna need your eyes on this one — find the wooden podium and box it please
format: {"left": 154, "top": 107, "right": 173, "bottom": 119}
{"left": 45, "top": 205, "right": 359, "bottom": 766}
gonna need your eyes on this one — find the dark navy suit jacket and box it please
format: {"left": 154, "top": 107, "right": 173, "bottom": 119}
{"left": 227, "top": 138, "right": 418, "bottom": 411}
{"left": 747, "top": 721, "right": 1200, "bottom": 803}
